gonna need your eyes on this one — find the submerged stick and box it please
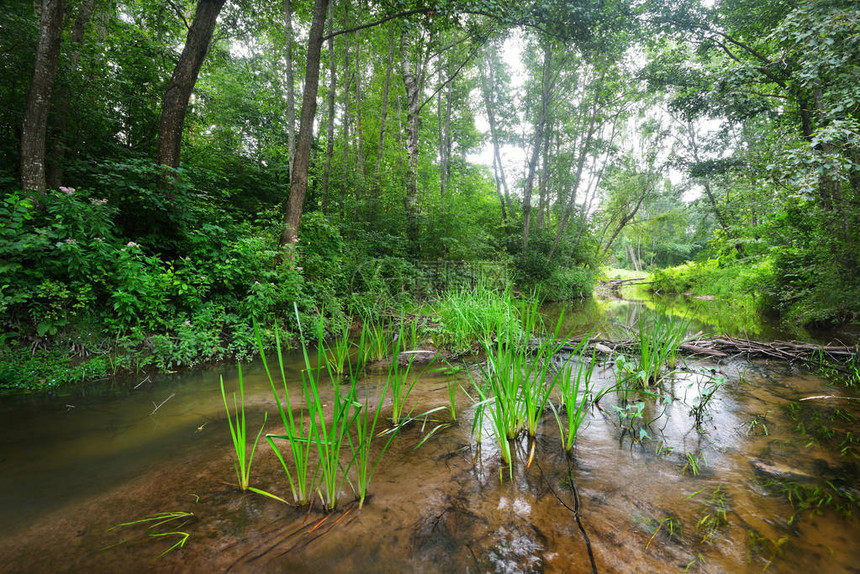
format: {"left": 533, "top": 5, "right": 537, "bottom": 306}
{"left": 134, "top": 375, "right": 151, "bottom": 390}
{"left": 799, "top": 395, "right": 860, "bottom": 402}
{"left": 534, "top": 457, "right": 598, "bottom": 574}
{"left": 150, "top": 393, "right": 175, "bottom": 415}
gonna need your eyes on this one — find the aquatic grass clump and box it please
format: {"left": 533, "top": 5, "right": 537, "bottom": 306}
{"left": 444, "top": 367, "right": 461, "bottom": 421}
{"left": 434, "top": 284, "right": 522, "bottom": 353}
{"left": 386, "top": 318, "right": 436, "bottom": 426}
{"left": 470, "top": 297, "right": 574, "bottom": 477}
{"left": 624, "top": 312, "right": 691, "bottom": 387}
{"left": 349, "top": 378, "right": 397, "bottom": 509}
{"left": 553, "top": 337, "right": 596, "bottom": 453}
{"left": 253, "top": 320, "right": 317, "bottom": 507}
{"left": 691, "top": 485, "right": 731, "bottom": 544}
{"left": 324, "top": 319, "right": 353, "bottom": 376}
{"left": 762, "top": 477, "right": 857, "bottom": 523}
{"left": 220, "top": 364, "right": 267, "bottom": 491}
{"left": 682, "top": 451, "right": 706, "bottom": 476}
{"left": 359, "top": 316, "right": 391, "bottom": 366}
{"left": 388, "top": 326, "right": 421, "bottom": 425}
{"left": 299, "top": 310, "right": 361, "bottom": 512}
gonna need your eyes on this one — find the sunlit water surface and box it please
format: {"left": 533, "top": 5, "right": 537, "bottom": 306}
{"left": 1, "top": 296, "right": 858, "bottom": 572}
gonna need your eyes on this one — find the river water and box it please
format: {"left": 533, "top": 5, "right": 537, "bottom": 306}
{"left": 1, "top": 296, "right": 858, "bottom": 572}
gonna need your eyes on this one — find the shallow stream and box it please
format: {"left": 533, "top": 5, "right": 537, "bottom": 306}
{"left": 1, "top": 296, "right": 858, "bottom": 572}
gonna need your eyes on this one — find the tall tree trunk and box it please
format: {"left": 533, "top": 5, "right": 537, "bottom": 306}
{"left": 522, "top": 43, "right": 552, "bottom": 251}
{"left": 371, "top": 31, "right": 394, "bottom": 196}
{"left": 437, "top": 67, "right": 444, "bottom": 198}
{"left": 626, "top": 243, "right": 638, "bottom": 271}
{"left": 284, "top": 0, "right": 296, "bottom": 179}
{"left": 353, "top": 27, "right": 365, "bottom": 186}
{"left": 440, "top": 64, "right": 453, "bottom": 199}
{"left": 687, "top": 122, "right": 744, "bottom": 257}
{"left": 535, "top": 122, "right": 552, "bottom": 230}
{"left": 321, "top": 0, "right": 335, "bottom": 214}
{"left": 571, "top": 114, "right": 621, "bottom": 254}
{"left": 280, "top": 0, "right": 329, "bottom": 248}
{"left": 20, "top": 0, "right": 65, "bottom": 192}
{"left": 156, "top": 0, "right": 225, "bottom": 169}
{"left": 491, "top": 154, "right": 508, "bottom": 225}
{"left": 401, "top": 32, "right": 421, "bottom": 256}
{"left": 47, "top": 0, "right": 97, "bottom": 189}
{"left": 341, "top": 2, "right": 351, "bottom": 194}
{"left": 602, "top": 186, "right": 648, "bottom": 255}
{"left": 547, "top": 97, "right": 604, "bottom": 261}
{"left": 480, "top": 51, "right": 510, "bottom": 227}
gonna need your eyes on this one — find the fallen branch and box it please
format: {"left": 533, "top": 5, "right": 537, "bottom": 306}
{"left": 799, "top": 395, "right": 860, "bottom": 402}
{"left": 150, "top": 393, "right": 175, "bottom": 416}
{"left": 555, "top": 335, "right": 857, "bottom": 372}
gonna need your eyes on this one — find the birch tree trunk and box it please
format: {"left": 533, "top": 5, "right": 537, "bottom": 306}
{"left": 353, "top": 27, "right": 366, "bottom": 188}
{"left": 547, "top": 96, "right": 604, "bottom": 261}
{"left": 535, "top": 123, "right": 552, "bottom": 230}
{"left": 480, "top": 51, "right": 511, "bottom": 226}
{"left": 401, "top": 32, "right": 421, "bottom": 255}
{"left": 602, "top": 180, "right": 651, "bottom": 255}
{"left": 20, "top": 0, "right": 65, "bottom": 192}
{"left": 437, "top": 67, "right": 444, "bottom": 198}
{"left": 341, "top": 2, "right": 351, "bottom": 190}
{"left": 522, "top": 43, "right": 552, "bottom": 251}
{"left": 440, "top": 64, "right": 453, "bottom": 199}
{"left": 371, "top": 31, "right": 395, "bottom": 195}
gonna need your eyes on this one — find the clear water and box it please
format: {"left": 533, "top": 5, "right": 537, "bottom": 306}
{"left": 1, "top": 297, "right": 858, "bottom": 573}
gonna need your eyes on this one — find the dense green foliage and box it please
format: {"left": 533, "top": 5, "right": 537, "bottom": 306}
{"left": 1, "top": 0, "right": 856, "bottom": 389}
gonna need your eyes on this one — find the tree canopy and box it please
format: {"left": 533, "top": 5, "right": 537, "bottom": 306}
{"left": 1, "top": 0, "right": 857, "bottom": 382}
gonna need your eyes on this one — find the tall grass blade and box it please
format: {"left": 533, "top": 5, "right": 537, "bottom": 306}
{"left": 220, "top": 364, "right": 267, "bottom": 491}
{"left": 254, "top": 319, "right": 316, "bottom": 507}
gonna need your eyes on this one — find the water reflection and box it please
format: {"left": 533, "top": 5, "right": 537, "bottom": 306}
{"left": 542, "top": 292, "right": 827, "bottom": 342}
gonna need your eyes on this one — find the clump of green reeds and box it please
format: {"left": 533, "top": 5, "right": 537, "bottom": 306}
{"left": 251, "top": 307, "right": 402, "bottom": 512}
{"left": 434, "top": 284, "right": 522, "bottom": 353}
{"left": 552, "top": 337, "right": 596, "bottom": 453}
{"left": 349, "top": 379, "right": 397, "bottom": 509}
{"left": 324, "top": 319, "right": 353, "bottom": 376}
{"left": 446, "top": 371, "right": 459, "bottom": 421}
{"left": 359, "top": 315, "right": 392, "bottom": 366}
{"left": 388, "top": 320, "right": 424, "bottom": 425}
{"left": 625, "top": 313, "right": 691, "bottom": 387}
{"left": 252, "top": 319, "right": 316, "bottom": 507}
{"left": 301, "top": 310, "right": 361, "bottom": 512}
{"left": 220, "top": 364, "right": 267, "bottom": 491}
{"left": 690, "top": 485, "right": 731, "bottom": 543}
{"left": 469, "top": 297, "right": 573, "bottom": 478}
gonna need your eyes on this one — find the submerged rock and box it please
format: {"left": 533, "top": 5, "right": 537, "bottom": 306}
{"left": 749, "top": 459, "right": 817, "bottom": 483}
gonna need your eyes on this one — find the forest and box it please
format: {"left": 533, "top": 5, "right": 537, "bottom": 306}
{"left": 0, "top": 0, "right": 858, "bottom": 387}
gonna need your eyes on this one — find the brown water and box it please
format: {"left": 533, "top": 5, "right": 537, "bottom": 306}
{"left": 1, "top": 299, "right": 858, "bottom": 573}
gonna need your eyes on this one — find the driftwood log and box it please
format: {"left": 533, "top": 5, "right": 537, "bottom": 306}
{"left": 558, "top": 335, "right": 858, "bottom": 373}
{"left": 600, "top": 277, "right": 655, "bottom": 296}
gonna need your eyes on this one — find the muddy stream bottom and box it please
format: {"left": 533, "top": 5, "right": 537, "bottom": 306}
{"left": 1, "top": 354, "right": 859, "bottom": 573}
